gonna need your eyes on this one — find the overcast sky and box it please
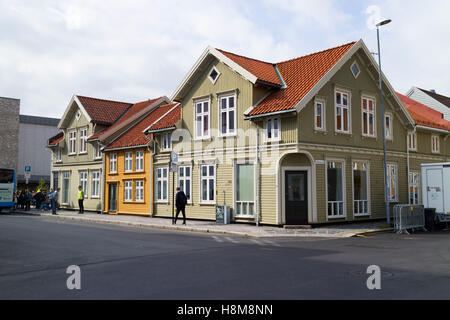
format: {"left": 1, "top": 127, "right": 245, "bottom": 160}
{"left": 1, "top": 0, "right": 449, "bottom": 118}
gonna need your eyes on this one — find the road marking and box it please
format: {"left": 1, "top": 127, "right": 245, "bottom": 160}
{"left": 224, "top": 236, "right": 239, "bottom": 244}
{"left": 250, "top": 239, "right": 264, "bottom": 246}
{"left": 261, "top": 239, "right": 281, "bottom": 247}
{"left": 211, "top": 236, "right": 224, "bottom": 243}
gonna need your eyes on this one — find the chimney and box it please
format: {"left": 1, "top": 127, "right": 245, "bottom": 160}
{"left": 430, "top": 89, "right": 436, "bottom": 94}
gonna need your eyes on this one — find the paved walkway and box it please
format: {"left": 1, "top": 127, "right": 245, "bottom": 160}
{"left": 11, "top": 208, "right": 392, "bottom": 238}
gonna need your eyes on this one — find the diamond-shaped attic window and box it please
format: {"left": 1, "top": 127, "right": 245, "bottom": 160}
{"left": 350, "top": 61, "right": 360, "bottom": 78}
{"left": 208, "top": 66, "right": 220, "bottom": 84}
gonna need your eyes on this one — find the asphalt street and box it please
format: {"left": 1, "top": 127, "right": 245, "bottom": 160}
{"left": 0, "top": 213, "right": 449, "bottom": 299}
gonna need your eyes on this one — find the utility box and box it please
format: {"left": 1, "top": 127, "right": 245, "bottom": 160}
{"left": 421, "top": 163, "right": 450, "bottom": 221}
{"left": 216, "top": 205, "right": 231, "bottom": 224}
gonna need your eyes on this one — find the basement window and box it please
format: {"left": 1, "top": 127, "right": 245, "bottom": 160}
{"left": 208, "top": 66, "right": 220, "bottom": 84}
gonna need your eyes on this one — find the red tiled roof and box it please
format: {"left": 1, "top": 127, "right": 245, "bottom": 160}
{"left": 397, "top": 93, "right": 450, "bottom": 131}
{"left": 217, "top": 49, "right": 282, "bottom": 87}
{"left": 247, "top": 42, "right": 356, "bottom": 116}
{"left": 87, "top": 97, "right": 163, "bottom": 141}
{"left": 104, "top": 103, "right": 179, "bottom": 150}
{"left": 144, "top": 104, "right": 180, "bottom": 132}
{"left": 48, "top": 132, "right": 64, "bottom": 146}
{"left": 77, "top": 95, "right": 133, "bottom": 125}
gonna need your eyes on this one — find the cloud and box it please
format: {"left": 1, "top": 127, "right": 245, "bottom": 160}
{"left": 0, "top": 0, "right": 448, "bottom": 119}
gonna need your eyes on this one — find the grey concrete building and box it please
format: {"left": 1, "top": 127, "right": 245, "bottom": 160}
{"left": 18, "top": 115, "right": 60, "bottom": 188}
{"left": 0, "top": 97, "right": 20, "bottom": 173}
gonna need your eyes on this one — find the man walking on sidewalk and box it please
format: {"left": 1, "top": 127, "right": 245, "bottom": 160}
{"left": 174, "top": 187, "right": 187, "bottom": 225}
{"left": 78, "top": 185, "right": 84, "bottom": 214}
{"left": 50, "top": 188, "right": 60, "bottom": 215}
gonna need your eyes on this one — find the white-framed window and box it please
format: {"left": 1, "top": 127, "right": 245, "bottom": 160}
{"left": 353, "top": 162, "right": 369, "bottom": 216}
{"left": 385, "top": 113, "right": 393, "bottom": 140}
{"left": 161, "top": 133, "right": 172, "bottom": 151}
{"left": 94, "top": 143, "right": 101, "bottom": 159}
{"left": 135, "top": 180, "right": 144, "bottom": 202}
{"left": 208, "top": 66, "right": 220, "bottom": 84}
{"left": 201, "top": 165, "right": 215, "bottom": 203}
{"left": 178, "top": 166, "right": 192, "bottom": 202}
{"left": 68, "top": 130, "right": 76, "bottom": 155}
{"left": 235, "top": 163, "right": 255, "bottom": 217}
{"left": 431, "top": 135, "right": 440, "bottom": 153}
{"left": 335, "top": 90, "right": 350, "bottom": 133}
{"left": 409, "top": 172, "right": 420, "bottom": 205}
{"left": 91, "top": 170, "right": 100, "bottom": 198}
{"left": 55, "top": 148, "right": 62, "bottom": 162}
{"left": 124, "top": 180, "right": 132, "bottom": 201}
{"left": 265, "top": 117, "right": 280, "bottom": 142}
{"left": 79, "top": 127, "right": 87, "bottom": 154}
{"left": 327, "top": 161, "right": 345, "bottom": 218}
{"left": 109, "top": 153, "right": 117, "bottom": 173}
{"left": 314, "top": 99, "right": 325, "bottom": 131}
{"left": 350, "top": 61, "right": 360, "bottom": 78}
{"left": 135, "top": 150, "right": 144, "bottom": 171}
{"left": 194, "top": 100, "right": 210, "bottom": 139}
{"left": 125, "top": 152, "right": 133, "bottom": 172}
{"left": 362, "top": 97, "right": 375, "bottom": 137}
{"left": 62, "top": 171, "right": 70, "bottom": 204}
{"left": 156, "top": 167, "right": 168, "bottom": 202}
{"left": 219, "top": 95, "right": 236, "bottom": 136}
{"left": 79, "top": 170, "right": 88, "bottom": 196}
{"left": 408, "top": 131, "right": 417, "bottom": 151}
{"left": 387, "top": 163, "right": 398, "bottom": 202}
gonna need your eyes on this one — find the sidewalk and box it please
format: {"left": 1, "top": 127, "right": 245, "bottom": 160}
{"left": 13, "top": 208, "right": 392, "bottom": 238}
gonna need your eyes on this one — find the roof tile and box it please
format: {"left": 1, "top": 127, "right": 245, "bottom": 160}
{"left": 77, "top": 95, "right": 133, "bottom": 125}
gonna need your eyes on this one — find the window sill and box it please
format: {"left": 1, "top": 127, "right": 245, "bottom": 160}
{"left": 328, "top": 215, "right": 346, "bottom": 219}
{"left": 109, "top": 172, "right": 118, "bottom": 175}
{"left": 362, "top": 135, "right": 377, "bottom": 139}
{"left": 78, "top": 152, "right": 88, "bottom": 155}
{"left": 314, "top": 129, "right": 327, "bottom": 134}
{"left": 218, "top": 134, "right": 237, "bottom": 139}
{"left": 91, "top": 196, "right": 100, "bottom": 199}
{"left": 156, "top": 201, "right": 169, "bottom": 204}
{"left": 334, "top": 131, "right": 352, "bottom": 137}
{"left": 354, "top": 213, "right": 370, "bottom": 217}
{"left": 194, "top": 137, "right": 212, "bottom": 142}
{"left": 235, "top": 215, "right": 255, "bottom": 219}
{"left": 199, "top": 202, "right": 215, "bottom": 206}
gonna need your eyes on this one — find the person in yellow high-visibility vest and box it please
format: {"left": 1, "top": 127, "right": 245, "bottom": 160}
{"left": 78, "top": 185, "right": 84, "bottom": 214}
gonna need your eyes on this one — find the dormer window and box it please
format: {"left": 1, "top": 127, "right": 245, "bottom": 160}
{"left": 208, "top": 66, "right": 220, "bottom": 84}
{"left": 350, "top": 61, "right": 360, "bottom": 78}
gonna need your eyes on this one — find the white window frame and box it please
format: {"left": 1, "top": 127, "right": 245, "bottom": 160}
{"left": 91, "top": 170, "right": 100, "bottom": 198}
{"left": 68, "top": 129, "right": 76, "bottom": 155}
{"left": 135, "top": 180, "right": 144, "bottom": 202}
{"left": 62, "top": 171, "right": 70, "bottom": 205}
{"left": 326, "top": 160, "right": 346, "bottom": 219}
{"left": 94, "top": 143, "right": 102, "bottom": 159}
{"left": 156, "top": 167, "right": 168, "bottom": 202}
{"left": 334, "top": 89, "right": 351, "bottom": 134}
{"left": 408, "top": 131, "right": 417, "bottom": 151}
{"left": 200, "top": 164, "right": 215, "bottom": 204}
{"left": 352, "top": 161, "right": 370, "bottom": 217}
{"left": 208, "top": 66, "right": 221, "bottom": 84}
{"left": 161, "top": 133, "right": 172, "bottom": 151}
{"left": 125, "top": 152, "right": 133, "bottom": 172}
{"left": 79, "top": 170, "right": 88, "bottom": 198}
{"left": 234, "top": 163, "right": 255, "bottom": 218}
{"left": 135, "top": 150, "right": 144, "bottom": 171}
{"left": 385, "top": 113, "right": 393, "bottom": 141}
{"left": 314, "top": 98, "right": 326, "bottom": 131}
{"left": 350, "top": 60, "right": 361, "bottom": 78}
{"left": 361, "top": 96, "right": 376, "bottom": 137}
{"left": 264, "top": 117, "right": 280, "bottom": 142}
{"left": 109, "top": 153, "right": 117, "bottom": 173}
{"left": 431, "top": 135, "right": 440, "bottom": 154}
{"left": 178, "top": 166, "right": 192, "bottom": 203}
{"left": 55, "top": 148, "right": 62, "bottom": 162}
{"left": 387, "top": 163, "right": 398, "bottom": 202}
{"left": 79, "top": 127, "right": 88, "bottom": 154}
{"left": 124, "top": 180, "right": 133, "bottom": 202}
{"left": 218, "top": 94, "right": 237, "bottom": 137}
{"left": 409, "top": 171, "right": 420, "bottom": 205}
{"left": 194, "top": 99, "right": 211, "bottom": 140}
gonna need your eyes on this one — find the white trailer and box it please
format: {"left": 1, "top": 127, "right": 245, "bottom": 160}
{"left": 421, "top": 162, "right": 450, "bottom": 221}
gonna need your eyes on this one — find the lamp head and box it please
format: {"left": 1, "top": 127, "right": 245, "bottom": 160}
{"left": 376, "top": 19, "right": 392, "bottom": 27}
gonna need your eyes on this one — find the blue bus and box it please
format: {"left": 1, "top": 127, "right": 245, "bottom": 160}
{"left": 0, "top": 168, "right": 15, "bottom": 213}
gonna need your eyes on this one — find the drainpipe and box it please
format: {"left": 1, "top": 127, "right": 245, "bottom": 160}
{"left": 254, "top": 121, "right": 260, "bottom": 227}
{"left": 99, "top": 141, "right": 106, "bottom": 214}
{"left": 145, "top": 133, "right": 154, "bottom": 217}
{"left": 406, "top": 126, "right": 417, "bottom": 204}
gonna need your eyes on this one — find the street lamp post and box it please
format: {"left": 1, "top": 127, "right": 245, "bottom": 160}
{"left": 376, "top": 19, "right": 392, "bottom": 225}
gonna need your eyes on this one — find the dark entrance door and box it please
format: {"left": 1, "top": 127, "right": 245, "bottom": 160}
{"left": 109, "top": 184, "right": 117, "bottom": 212}
{"left": 285, "top": 171, "right": 308, "bottom": 225}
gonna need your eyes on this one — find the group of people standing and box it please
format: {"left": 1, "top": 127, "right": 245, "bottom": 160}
{"left": 13, "top": 187, "right": 60, "bottom": 215}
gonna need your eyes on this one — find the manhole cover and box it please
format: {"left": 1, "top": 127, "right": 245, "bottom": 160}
{"left": 348, "top": 270, "right": 394, "bottom": 277}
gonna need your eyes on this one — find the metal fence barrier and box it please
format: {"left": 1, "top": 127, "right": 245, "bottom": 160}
{"left": 393, "top": 204, "right": 427, "bottom": 234}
